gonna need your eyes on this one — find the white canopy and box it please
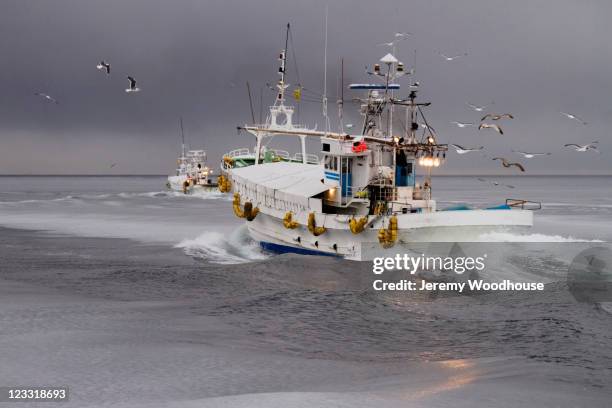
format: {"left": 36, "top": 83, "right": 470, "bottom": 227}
{"left": 232, "top": 162, "right": 328, "bottom": 207}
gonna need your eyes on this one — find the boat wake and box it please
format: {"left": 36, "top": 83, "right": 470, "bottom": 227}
{"left": 175, "top": 225, "right": 269, "bottom": 264}
{"left": 478, "top": 231, "right": 604, "bottom": 243}
{"left": 0, "top": 191, "right": 230, "bottom": 206}
{"left": 119, "top": 190, "right": 231, "bottom": 200}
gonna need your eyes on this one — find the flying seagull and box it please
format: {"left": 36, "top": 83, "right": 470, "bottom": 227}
{"left": 481, "top": 113, "right": 514, "bottom": 121}
{"left": 478, "top": 123, "right": 503, "bottom": 135}
{"left": 96, "top": 61, "right": 111, "bottom": 74}
{"left": 492, "top": 181, "right": 515, "bottom": 189}
{"left": 378, "top": 35, "right": 410, "bottom": 47}
{"left": 110, "top": 163, "right": 117, "bottom": 168}
{"left": 563, "top": 142, "right": 599, "bottom": 153}
{"left": 420, "top": 123, "right": 436, "bottom": 132}
{"left": 34, "top": 92, "right": 59, "bottom": 104}
{"left": 560, "top": 111, "right": 587, "bottom": 125}
{"left": 125, "top": 76, "right": 140, "bottom": 93}
{"left": 493, "top": 157, "right": 525, "bottom": 172}
{"left": 512, "top": 150, "right": 552, "bottom": 158}
{"left": 438, "top": 52, "right": 468, "bottom": 61}
{"left": 451, "top": 121, "right": 475, "bottom": 128}
{"left": 450, "top": 144, "right": 484, "bottom": 154}
{"left": 477, "top": 177, "right": 514, "bottom": 189}
{"left": 467, "top": 103, "right": 487, "bottom": 112}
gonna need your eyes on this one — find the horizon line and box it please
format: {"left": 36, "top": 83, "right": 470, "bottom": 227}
{"left": 1, "top": 173, "right": 612, "bottom": 177}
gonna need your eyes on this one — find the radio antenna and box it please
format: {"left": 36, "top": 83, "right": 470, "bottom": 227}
{"left": 246, "top": 81, "right": 256, "bottom": 124}
{"left": 322, "top": 5, "right": 330, "bottom": 133}
{"left": 179, "top": 116, "right": 186, "bottom": 157}
{"left": 338, "top": 57, "right": 344, "bottom": 132}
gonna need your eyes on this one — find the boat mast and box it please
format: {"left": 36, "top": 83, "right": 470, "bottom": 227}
{"left": 276, "top": 23, "right": 290, "bottom": 104}
{"left": 246, "top": 81, "right": 256, "bottom": 124}
{"left": 338, "top": 57, "right": 344, "bottom": 132}
{"left": 179, "top": 116, "right": 186, "bottom": 158}
{"left": 322, "top": 5, "right": 329, "bottom": 134}
{"left": 255, "top": 23, "right": 291, "bottom": 165}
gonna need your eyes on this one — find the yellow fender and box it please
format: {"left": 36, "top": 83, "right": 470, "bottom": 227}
{"left": 232, "top": 193, "right": 244, "bottom": 218}
{"left": 283, "top": 212, "right": 300, "bottom": 229}
{"left": 243, "top": 202, "right": 259, "bottom": 221}
{"left": 218, "top": 175, "right": 232, "bottom": 193}
{"left": 232, "top": 193, "right": 259, "bottom": 221}
{"left": 218, "top": 175, "right": 225, "bottom": 192}
{"left": 223, "top": 177, "right": 232, "bottom": 192}
{"left": 373, "top": 202, "right": 386, "bottom": 216}
{"left": 349, "top": 216, "right": 368, "bottom": 234}
{"left": 378, "top": 215, "right": 398, "bottom": 248}
{"left": 182, "top": 180, "right": 189, "bottom": 194}
{"left": 307, "top": 213, "right": 326, "bottom": 236}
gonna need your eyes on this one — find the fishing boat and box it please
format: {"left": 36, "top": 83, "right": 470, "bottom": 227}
{"left": 167, "top": 118, "right": 217, "bottom": 194}
{"left": 220, "top": 29, "right": 539, "bottom": 260}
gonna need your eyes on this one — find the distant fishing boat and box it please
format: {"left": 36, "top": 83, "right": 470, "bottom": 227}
{"left": 219, "top": 27, "right": 539, "bottom": 260}
{"left": 167, "top": 118, "right": 217, "bottom": 194}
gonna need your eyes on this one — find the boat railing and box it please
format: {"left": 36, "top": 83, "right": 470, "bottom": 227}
{"left": 389, "top": 201, "right": 413, "bottom": 215}
{"left": 225, "top": 148, "right": 252, "bottom": 158}
{"left": 270, "top": 149, "right": 290, "bottom": 160}
{"left": 506, "top": 198, "right": 542, "bottom": 210}
{"left": 294, "top": 153, "right": 320, "bottom": 164}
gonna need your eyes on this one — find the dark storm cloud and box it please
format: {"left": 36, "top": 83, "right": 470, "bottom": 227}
{"left": 0, "top": 0, "right": 610, "bottom": 174}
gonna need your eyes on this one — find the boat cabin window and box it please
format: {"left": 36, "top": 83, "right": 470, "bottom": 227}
{"left": 324, "top": 155, "right": 338, "bottom": 171}
{"left": 322, "top": 143, "right": 330, "bottom": 152}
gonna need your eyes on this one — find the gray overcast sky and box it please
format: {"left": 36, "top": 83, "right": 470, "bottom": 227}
{"left": 0, "top": 0, "right": 610, "bottom": 175}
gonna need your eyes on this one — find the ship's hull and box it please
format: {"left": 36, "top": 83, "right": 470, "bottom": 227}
{"left": 167, "top": 175, "right": 217, "bottom": 194}
{"left": 245, "top": 209, "right": 533, "bottom": 261}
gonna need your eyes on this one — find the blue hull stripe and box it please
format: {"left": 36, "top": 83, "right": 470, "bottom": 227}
{"left": 324, "top": 172, "right": 340, "bottom": 180}
{"left": 260, "top": 241, "right": 339, "bottom": 257}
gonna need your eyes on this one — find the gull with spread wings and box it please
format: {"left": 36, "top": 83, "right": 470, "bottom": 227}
{"left": 125, "top": 76, "right": 140, "bottom": 93}
{"left": 492, "top": 157, "right": 525, "bottom": 172}
{"left": 450, "top": 144, "right": 484, "bottom": 154}
{"left": 512, "top": 150, "right": 551, "bottom": 159}
{"left": 478, "top": 123, "right": 503, "bottom": 135}
{"left": 560, "top": 111, "right": 587, "bottom": 125}
{"left": 564, "top": 142, "right": 599, "bottom": 153}
{"left": 481, "top": 113, "right": 514, "bottom": 121}
{"left": 96, "top": 61, "right": 111, "bottom": 75}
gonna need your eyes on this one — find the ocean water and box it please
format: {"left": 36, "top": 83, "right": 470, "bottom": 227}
{"left": 0, "top": 175, "right": 611, "bottom": 407}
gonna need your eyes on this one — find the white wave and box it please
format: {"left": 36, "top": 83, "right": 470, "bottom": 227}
{"left": 188, "top": 190, "right": 233, "bottom": 201}
{"left": 544, "top": 201, "right": 612, "bottom": 209}
{"left": 175, "top": 225, "right": 269, "bottom": 264}
{"left": 0, "top": 195, "right": 84, "bottom": 205}
{"left": 479, "top": 231, "right": 604, "bottom": 243}
{"left": 117, "top": 190, "right": 231, "bottom": 200}
{"left": 1, "top": 190, "right": 231, "bottom": 204}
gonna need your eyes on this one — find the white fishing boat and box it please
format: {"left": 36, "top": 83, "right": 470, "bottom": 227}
{"left": 220, "top": 28, "right": 539, "bottom": 260}
{"left": 167, "top": 118, "right": 217, "bottom": 194}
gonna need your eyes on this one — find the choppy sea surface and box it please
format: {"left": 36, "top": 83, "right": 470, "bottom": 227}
{"left": 0, "top": 175, "right": 611, "bottom": 407}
